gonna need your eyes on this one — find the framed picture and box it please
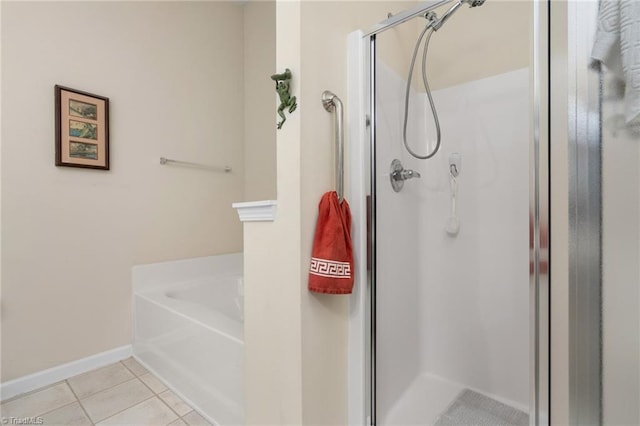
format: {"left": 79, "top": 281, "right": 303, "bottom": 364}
{"left": 55, "top": 85, "right": 109, "bottom": 170}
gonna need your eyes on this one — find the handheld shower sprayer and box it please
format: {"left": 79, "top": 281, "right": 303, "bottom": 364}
{"left": 402, "top": 0, "right": 485, "bottom": 160}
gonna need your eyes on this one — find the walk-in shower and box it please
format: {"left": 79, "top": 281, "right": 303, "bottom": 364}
{"left": 349, "top": 1, "right": 549, "bottom": 425}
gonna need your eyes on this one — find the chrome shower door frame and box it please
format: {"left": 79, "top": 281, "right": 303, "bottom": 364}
{"left": 531, "top": 2, "right": 550, "bottom": 425}
{"left": 565, "top": 1, "right": 602, "bottom": 424}
{"left": 357, "top": 1, "right": 551, "bottom": 425}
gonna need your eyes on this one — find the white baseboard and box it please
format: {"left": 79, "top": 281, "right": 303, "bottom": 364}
{"left": 0, "top": 345, "right": 132, "bottom": 401}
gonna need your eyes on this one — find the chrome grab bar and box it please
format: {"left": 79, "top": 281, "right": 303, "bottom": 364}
{"left": 321, "top": 90, "right": 344, "bottom": 202}
{"left": 159, "top": 157, "right": 231, "bottom": 173}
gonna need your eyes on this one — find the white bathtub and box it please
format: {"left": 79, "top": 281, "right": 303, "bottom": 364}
{"left": 132, "top": 253, "right": 244, "bottom": 426}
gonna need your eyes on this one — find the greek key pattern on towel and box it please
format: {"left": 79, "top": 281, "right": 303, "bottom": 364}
{"left": 310, "top": 257, "right": 351, "bottom": 278}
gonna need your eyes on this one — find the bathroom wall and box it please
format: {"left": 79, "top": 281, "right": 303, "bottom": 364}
{"left": 243, "top": 4, "right": 303, "bottom": 424}
{"left": 243, "top": 1, "right": 417, "bottom": 424}
{"left": 243, "top": 1, "right": 277, "bottom": 201}
{"left": 298, "top": 4, "right": 420, "bottom": 424}
{"left": 1, "top": 2, "right": 244, "bottom": 382}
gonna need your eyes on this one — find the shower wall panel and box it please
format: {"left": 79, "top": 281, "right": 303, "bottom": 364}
{"left": 376, "top": 62, "right": 530, "bottom": 419}
{"left": 415, "top": 69, "right": 530, "bottom": 408}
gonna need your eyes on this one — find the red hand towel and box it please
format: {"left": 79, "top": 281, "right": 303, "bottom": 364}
{"left": 308, "top": 191, "right": 354, "bottom": 294}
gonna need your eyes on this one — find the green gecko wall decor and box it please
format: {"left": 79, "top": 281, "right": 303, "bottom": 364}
{"left": 271, "top": 68, "right": 297, "bottom": 130}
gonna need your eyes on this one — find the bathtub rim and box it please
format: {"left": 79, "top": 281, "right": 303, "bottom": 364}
{"left": 135, "top": 281, "right": 244, "bottom": 344}
{"left": 133, "top": 252, "right": 243, "bottom": 294}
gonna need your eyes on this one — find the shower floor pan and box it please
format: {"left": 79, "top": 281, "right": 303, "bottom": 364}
{"left": 383, "top": 373, "right": 528, "bottom": 426}
{"left": 434, "top": 389, "right": 528, "bottom": 426}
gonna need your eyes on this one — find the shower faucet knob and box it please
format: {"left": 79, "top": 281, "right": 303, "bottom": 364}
{"left": 400, "top": 169, "right": 421, "bottom": 180}
{"left": 390, "top": 159, "right": 420, "bottom": 193}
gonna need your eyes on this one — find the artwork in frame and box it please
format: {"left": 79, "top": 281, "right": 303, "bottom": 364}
{"left": 55, "top": 85, "right": 109, "bottom": 170}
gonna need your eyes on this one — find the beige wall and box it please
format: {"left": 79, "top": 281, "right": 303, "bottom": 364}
{"left": 1, "top": 1, "right": 244, "bottom": 381}
{"left": 244, "top": 1, "right": 277, "bottom": 201}
{"left": 375, "top": 1, "right": 530, "bottom": 92}
{"left": 244, "top": 1, "right": 415, "bottom": 424}
{"left": 244, "top": 3, "right": 303, "bottom": 424}
{"left": 424, "top": 0, "right": 531, "bottom": 90}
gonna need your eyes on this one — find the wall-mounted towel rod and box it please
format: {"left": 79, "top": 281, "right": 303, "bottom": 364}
{"left": 322, "top": 90, "right": 344, "bottom": 202}
{"left": 159, "top": 157, "right": 231, "bottom": 173}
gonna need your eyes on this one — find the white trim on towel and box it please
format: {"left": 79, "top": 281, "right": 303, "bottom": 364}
{"left": 310, "top": 258, "right": 352, "bottom": 278}
{"left": 0, "top": 345, "right": 133, "bottom": 401}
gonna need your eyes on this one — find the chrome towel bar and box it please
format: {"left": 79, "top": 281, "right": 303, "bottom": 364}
{"left": 322, "top": 90, "right": 344, "bottom": 202}
{"left": 159, "top": 157, "right": 231, "bottom": 173}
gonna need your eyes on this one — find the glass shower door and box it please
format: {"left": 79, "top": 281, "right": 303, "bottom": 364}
{"left": 369, "top": 2, "right": 538, "bottom": 424}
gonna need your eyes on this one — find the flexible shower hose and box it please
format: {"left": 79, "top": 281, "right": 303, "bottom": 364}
{"left": 403, "top": 24, "right": 441, "bottom": 160}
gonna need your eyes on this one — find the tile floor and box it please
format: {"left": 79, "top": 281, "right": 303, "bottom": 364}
{"left": 0, "top": 358, "right": 213, "bottom": 426}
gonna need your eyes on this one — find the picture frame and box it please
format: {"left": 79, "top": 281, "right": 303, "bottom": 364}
{"left": 55, "top": 85, "right": 110, "bottom": 170}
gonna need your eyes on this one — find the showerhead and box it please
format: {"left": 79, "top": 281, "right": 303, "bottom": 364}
{"left": 430, "top": 0, "right": 485, "bottom": 31}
